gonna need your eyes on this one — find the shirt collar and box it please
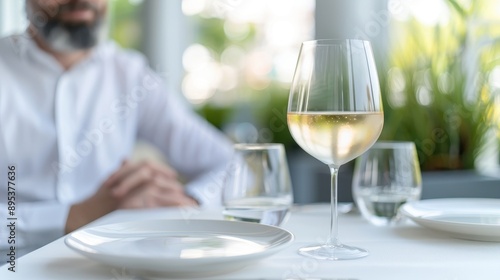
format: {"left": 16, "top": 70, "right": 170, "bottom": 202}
{"left": 10, "top": 31, "right": 35, "bottom": 59}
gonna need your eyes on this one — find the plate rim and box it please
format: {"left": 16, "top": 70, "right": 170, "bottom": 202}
{"left": 400, "top": 198, "right": 500, "bottom": 227}
{"left": 64, "top": 218, "right": 295, "bottom": 263}
{"left": 400, "top": 198, "right": 500, "bottom": 241}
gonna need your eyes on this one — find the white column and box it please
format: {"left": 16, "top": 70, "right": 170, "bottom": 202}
{"left": 140, "top": 0, "right": 193, "bottom": 92}
{"left": 0, "top": 1, "right": 28, "bottom": 37}
{"left": 315, "top": 0, "right": 389, "bottom": 63}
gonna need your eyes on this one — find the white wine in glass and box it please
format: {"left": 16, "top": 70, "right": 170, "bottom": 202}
{"left": 287, "top": 39, "right": 384, "bottom": 260}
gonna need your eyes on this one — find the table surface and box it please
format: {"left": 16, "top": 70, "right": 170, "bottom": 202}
{"left": 1, "top": 204, "right": 499, "bottom": 280}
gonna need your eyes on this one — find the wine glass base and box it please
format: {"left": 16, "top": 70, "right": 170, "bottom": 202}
{"left": 298, "top": 243, "right": 369, "bottom": 260}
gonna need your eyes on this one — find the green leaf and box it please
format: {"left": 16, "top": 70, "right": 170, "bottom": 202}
{"left": 447, "top": 0, "right": 467, "bottom": 18}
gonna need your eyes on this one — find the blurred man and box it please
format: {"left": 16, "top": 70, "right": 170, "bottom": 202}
{"left": 0, "top": 0, "right": 232, "bottom": 256}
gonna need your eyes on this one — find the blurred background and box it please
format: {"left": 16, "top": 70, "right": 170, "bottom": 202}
{"left": 1, "top": 0, "right": 499, "bottom": 202}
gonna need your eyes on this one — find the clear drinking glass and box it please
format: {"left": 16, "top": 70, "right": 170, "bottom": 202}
{"left": 287, "top": 39, "right": 384, "bottom": 260}
{"left": 352, "top": 141, "right": 422, "bottom": 226}
{"left": 222, "top": 143, "right": 293, "bottom": 227}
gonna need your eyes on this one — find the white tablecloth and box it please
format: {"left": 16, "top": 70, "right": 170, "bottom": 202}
{"left": 1, "top": 204, "right": 499, "bottom": 280}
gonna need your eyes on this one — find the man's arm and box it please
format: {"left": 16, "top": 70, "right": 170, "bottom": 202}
{"left": 64, "top": 160, "right": 198, "bottom": 233}
{"left": 136, "top": 69, "right": 233, "bottom": 206}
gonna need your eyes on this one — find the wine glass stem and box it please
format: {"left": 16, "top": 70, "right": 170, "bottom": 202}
{"left": 327, "top": 165, "right": 340, "bottom": 246}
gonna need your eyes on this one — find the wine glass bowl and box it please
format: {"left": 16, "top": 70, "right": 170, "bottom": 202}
{"left": 287, "top": 39, "right": 383, "bottom": 260}
{"left": 287, "top": 113, "right": 384, "bottom": 166}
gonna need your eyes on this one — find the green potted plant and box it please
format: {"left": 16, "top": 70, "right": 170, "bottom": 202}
{"left": 379, "top": 0, "right": 500, "bottom": 171}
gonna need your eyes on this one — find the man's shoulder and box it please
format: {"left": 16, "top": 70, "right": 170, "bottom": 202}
{"left": 97, "top": 41, "right": 163, "bottom": 88}
{"left": 99, "top": 41, "right": 149, "bottom": 70}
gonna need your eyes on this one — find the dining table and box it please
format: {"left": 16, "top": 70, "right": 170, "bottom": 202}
{"left": 1, "top": 203, "right": 499, "bottom": 280}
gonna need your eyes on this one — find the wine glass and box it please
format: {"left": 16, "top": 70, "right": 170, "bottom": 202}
{"left": 222, "top": 143, "right": 293, "bottom": 226}
{"left": 287, "top": 39, "right": 384, "bottom": 260}
{"left": 352, "top": 141, "right": 422, "bottom": 226}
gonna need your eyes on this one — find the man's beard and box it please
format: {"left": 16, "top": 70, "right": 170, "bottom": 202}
{"left": 40, "top": 20, "right": 105, "bottom": 52}
{"left": 29, "top": 1, "right": 106, "bottom": 52}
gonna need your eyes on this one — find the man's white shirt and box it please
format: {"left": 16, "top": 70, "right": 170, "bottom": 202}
{"left": 0, "top": 34, "right": 232, "bottom": 254}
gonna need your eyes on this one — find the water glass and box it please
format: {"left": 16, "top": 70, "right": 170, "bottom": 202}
{"left": 222, "top": 143, "right": 293, "bottom": 226}
{"left": 352, "top": 141, "right": 422, "bottom": 226}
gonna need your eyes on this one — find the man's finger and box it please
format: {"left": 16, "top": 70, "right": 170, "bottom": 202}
{"left": 152, "top": 176, "right": 183, "bottom": 193}
{"left": 112, "top": 166, "right": 154, "bottom": 197}
{"left": 146, "top": 161, "right": 178, "bottom": 180}
{"left": 109, "top": 161, "right": 177, "bottom": 189}
{"left": 101, "top": 159, "right": 132, "bottom": 188}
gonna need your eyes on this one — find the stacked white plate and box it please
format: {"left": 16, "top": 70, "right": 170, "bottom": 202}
{"left": 400, "top": 198, "right": 500, "bottom": 242}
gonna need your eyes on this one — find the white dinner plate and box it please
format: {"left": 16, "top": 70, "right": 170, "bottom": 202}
{"left": 400, "top": 198, "right": 500, "bottom": 241}
{"left": 65, "top": 219, "right": 293, "bottom": 278}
